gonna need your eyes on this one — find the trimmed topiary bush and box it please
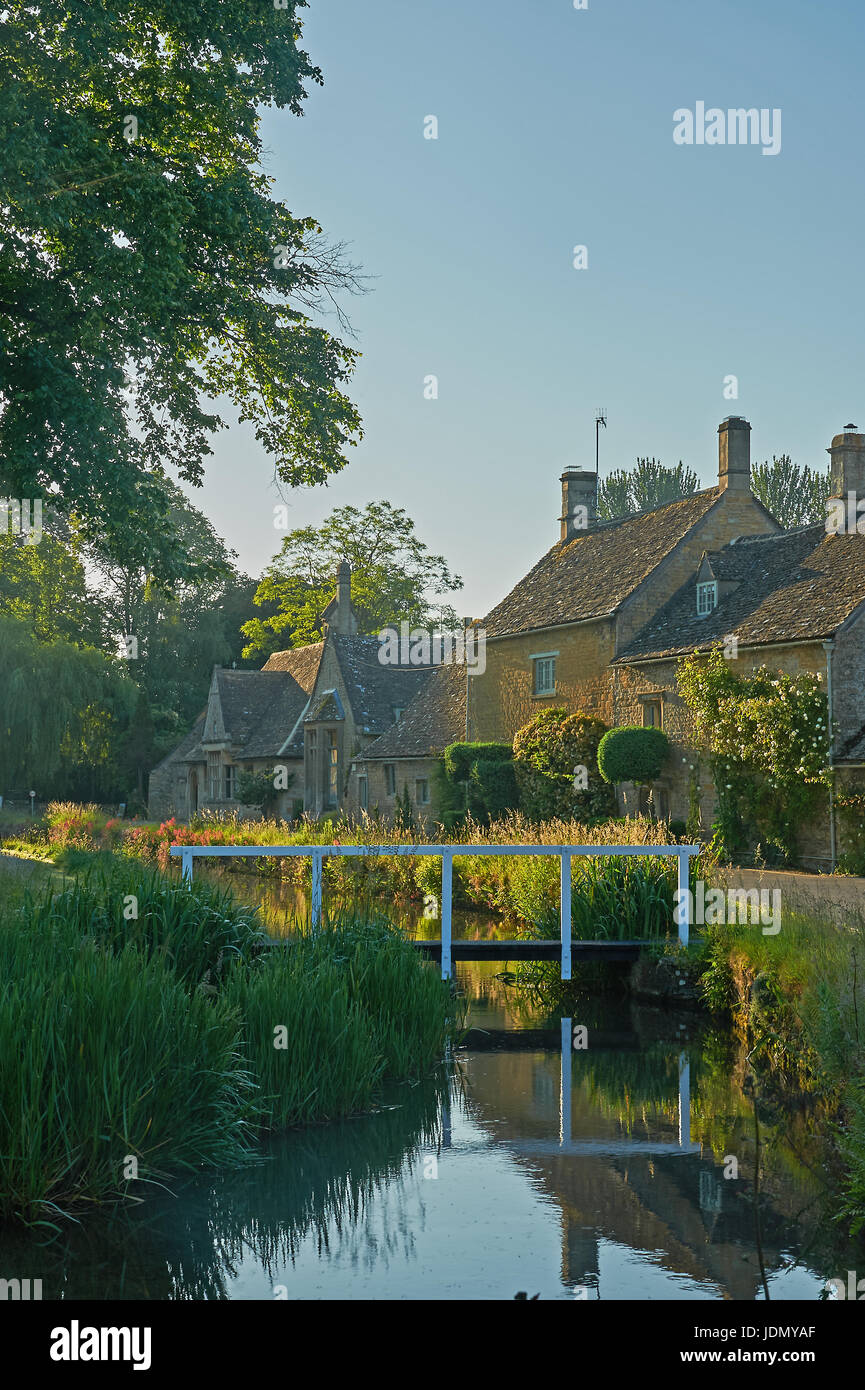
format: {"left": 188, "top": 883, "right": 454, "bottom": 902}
{"left": 513, "top": 708, "right": 617, "bottom": 822}
{"left": 441, "top": 742, "right": 516, "bottom": 823}
{"left": 597, "top": 725, "right": 670, "bottom": 785}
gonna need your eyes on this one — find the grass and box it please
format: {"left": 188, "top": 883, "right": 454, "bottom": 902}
{"left": 0, "top": 860, "right": 457, "bottom": 1227}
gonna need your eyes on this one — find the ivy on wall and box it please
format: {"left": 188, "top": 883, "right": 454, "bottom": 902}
{"left": 677, "top": 646, "right": 831, "bottom": 864}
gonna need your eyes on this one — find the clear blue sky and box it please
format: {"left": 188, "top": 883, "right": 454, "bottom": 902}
{"left": 189, "top": 0, "right": 865, "bottom": 621}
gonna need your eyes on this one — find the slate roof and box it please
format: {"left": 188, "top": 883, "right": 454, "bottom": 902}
{"left": 615, "top": 526, "right": 865, "bottom": 663}
{"left": 314, "top": 634, "right": 433, "bottom": 735}
{"left": 356, "top": 660, "right": 468, "bottom": 761}
{"left": 483, "top": 489, "right": 723, "bottom": 639}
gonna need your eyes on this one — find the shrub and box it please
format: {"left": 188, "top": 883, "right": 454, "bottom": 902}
{"left": 598, "top": 726, "right": 670, "bottom": 785}
{"left": 472, "top": 757, "right": 519, "bottom": 818}
{"left": 513, "top": 708, "right": 616, "bottom": 822}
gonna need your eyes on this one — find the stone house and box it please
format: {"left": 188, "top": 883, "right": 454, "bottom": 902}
{"left": 151, "top": 418, "right": 865, "bottom": 864}
{"left": 148, "top": 562, "right": 432, "bottom": 822}
{"left": 356, "top": 418, "right": 865, "bottom": 866}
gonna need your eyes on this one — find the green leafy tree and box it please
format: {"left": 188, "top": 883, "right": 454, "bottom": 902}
{"left": 88, "top": 478, "right": 257, "bottom": 724}
{"left": 751, "top": 455, "right": 831, "bottom": 528}
{"left": 0, "top": 616, "right": 137, "bottom": 798}
{"left": 513, "top": 708, "right": 616, "bottom": 822}
{"left": 598, "top": 459, "right": 699, "bottom": 520}
{"left": 242, "top": 501, "right": 463, "bottom": 657}
{"left": 0, "top": 530, "right": 103, "bottom": 647}
{"left": 0, "top": 1, "right": 362, "bottom": 568}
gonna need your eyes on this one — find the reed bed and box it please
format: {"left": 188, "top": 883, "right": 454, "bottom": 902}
{"left": 0, "top": 861, "right": 456, "bottom": 1226}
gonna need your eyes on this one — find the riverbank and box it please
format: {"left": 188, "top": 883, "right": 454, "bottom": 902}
{"left": 0, "top": 857, "right": 458, "bottom": 1227}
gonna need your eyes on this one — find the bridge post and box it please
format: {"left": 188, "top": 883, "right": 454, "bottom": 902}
{"left": 441, "top": 849, "right": 453, "bottom": 981}
{"left": 181, "top": 848, "right": 193, "bottom": 885}
{"left": 311, "top": 849, "right": 323, "bottom": 932}
{"left": 676, "top": 849, "right": 690, "bottom": 947}
{"left": 560, "top": 852, "right": 572, "bottom": 980}
{"left": 678, "top": 1051, "right": 691, "bottom": 1147}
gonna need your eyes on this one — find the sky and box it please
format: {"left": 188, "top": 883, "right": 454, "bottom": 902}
{"left": 186, "top": 0, "right": 865, "bottom": 621}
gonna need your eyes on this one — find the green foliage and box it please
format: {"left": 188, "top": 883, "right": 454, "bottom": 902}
{"left": 237, "top": 767, "right": 293, "bottom": 814}
{"left": 0, "top": 862, "right": 456, "bottom": 1224}
{"left": 242, "top": 501, "right": 463, "bottom": 657}
{"left": 597, "top": 458, "right": 698, "bottom": 520}
{"left": 677, "top": 645, "right": 831, "bottom": 863}
{"left": 513, "top": 708, "right": 616, "bottom": 822}
{"left": 472, "top": 758, "right": 519, "bottom": 818}
{"left": 597, "top": 725, "right": 670, "bottom": 785}
{"left": 394, "top": 784, "right": 416, "bottom": 833}
{"left": 835, "top": 788, "right": 865, "bottom": 876}
{"left": 0, "top": 914, "right": 254, "bottom": 1224}
{"left": 440, "top": 741, "right": 517, "bottom": 823}
{"left": 0, "top": 0, "right": 361, "bottom": 565}
{"left": 751, "top": 455, "right": 831, "bottom": 528}
{"left": 0, "top": 616, "right": 138, "bottom": 799}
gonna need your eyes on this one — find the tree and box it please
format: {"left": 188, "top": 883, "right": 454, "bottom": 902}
{"left": 597, "top": 459, "right": 699, "bottom": 520}
{"left": 751, "top": 455, "right": 830, "bottom": 528}
{"left": 88, "top": 477, "right": 258, "bottom": 724}
{"left": 0, "top": 1, "right": 362, "bottom": 571}
{"left": 513, "top": 708, "right": 616, "bottom": 822}
{"left": 0, "top": 616, "right": 137, "bottom": 798}
{"left": 0, "top": 530, "right": 103, "bottom": 647}
{"left": 242, "top": 501, "right": 463, "bottom": 656}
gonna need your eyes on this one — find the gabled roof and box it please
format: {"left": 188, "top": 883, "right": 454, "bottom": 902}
{"left": 355, "top": 660, "right": 468, "bottom": 761}
{"left": 615, "top": 526, "right": 865, "bottom": 663}
{"left": 483, "top": 489, "right": 722, "bottom": 639}
{"left": 322, "top": 634, "right": 433, "bottom": 735}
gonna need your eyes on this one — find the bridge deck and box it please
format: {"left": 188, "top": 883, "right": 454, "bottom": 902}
{"left": 410, "top": 939, "right": 643, "bottom": 963}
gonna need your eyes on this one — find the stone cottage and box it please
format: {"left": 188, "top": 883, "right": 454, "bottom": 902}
{"left": 151, "top": 418, "right": 865, "bottom": 864}
{"left": 355, "top": 419, "right": 865, "bottom": 866}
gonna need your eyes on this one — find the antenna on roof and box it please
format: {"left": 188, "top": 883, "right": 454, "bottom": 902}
{"left": 595, "top": 408, "right": 607, "bottom": 475}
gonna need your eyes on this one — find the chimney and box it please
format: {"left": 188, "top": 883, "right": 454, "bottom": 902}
{"left": 560, "top": 468, "right": 597, "bottom": 541}
{"left": 718, "top": 416, "right": 751, "bottom": 492}
{"left": 331, "top": 561, "right": 356, "bottom": 636}
{"left": 828, "top": 424, "right": 865, "bottom": 499}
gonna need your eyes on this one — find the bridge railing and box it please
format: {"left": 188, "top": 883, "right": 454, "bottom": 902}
{"left": 169, "top": 842, "right": 700, "bottom": 980}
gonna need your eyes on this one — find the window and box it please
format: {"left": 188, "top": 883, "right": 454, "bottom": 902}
{"left": 358, "top": 773, "right": 369, "bottom": 810}
{"left": 207, "top": 752, "right": 220, "bottom": 801}
{"left": 415, "top": 778, "right": 430, "bottom": 805}
{"left": 327, "top": 730, "right": 338, "bottom": 806}
{"left": 696, "top": 581, "right": 717, "bottom": 617}
{"left": 642, "top": 699, "right": 663, "bottom": 729}
{"left": 533, "top": 656, "right": 556, "bottom": 696}
{"left": 384, "top": 764, "right": 396, "bottom": 797}
{"left": 224, "top": 765, "right": 237, "bottom": 800}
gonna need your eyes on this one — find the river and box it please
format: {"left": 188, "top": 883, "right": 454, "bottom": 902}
{"left": 0, "top": 868, "right": 852, "bottom": 1299}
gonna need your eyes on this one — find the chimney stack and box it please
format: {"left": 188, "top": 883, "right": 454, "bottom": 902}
{"left": 718, "top": 416, "right": 751, "bottom": 492}
{"left": 560, "top": 468, "right": 598, "bottom": 541}
{"left": 332, "top": 561, "right": 356, "bottom": 636}
{"left": 828, "top": 425, "right": 865, "bottom": 499}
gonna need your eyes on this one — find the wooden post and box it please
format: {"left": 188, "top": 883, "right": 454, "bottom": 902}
{"left": 181, "top": 848, "right": 193, "bottom": 885}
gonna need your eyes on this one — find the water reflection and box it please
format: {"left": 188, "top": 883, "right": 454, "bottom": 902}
{"left": 1, "top": 872, "right": 855, "bottom": 1299}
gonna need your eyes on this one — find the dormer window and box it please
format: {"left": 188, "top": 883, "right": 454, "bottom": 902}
{"left": 696, "top": 581, "right": 717, "bottom": 617}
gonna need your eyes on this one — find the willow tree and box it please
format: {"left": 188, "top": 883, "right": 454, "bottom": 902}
{"left": 0, "top": 1, "right": 362, "bottom": 573}
{"left": 0, "top": 618, "right": 137, "bottom": 797}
